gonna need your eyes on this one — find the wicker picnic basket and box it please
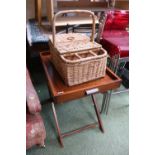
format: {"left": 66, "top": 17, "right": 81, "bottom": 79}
{"left": 49, "top": 10, "right": 107, "bottom": 86}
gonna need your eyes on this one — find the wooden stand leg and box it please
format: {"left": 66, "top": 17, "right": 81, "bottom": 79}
{"left": 91, "top": 95, "right": 104, "bottom": 133}
{"left": 51, "top": 102, "right": 64, "bottom": 147}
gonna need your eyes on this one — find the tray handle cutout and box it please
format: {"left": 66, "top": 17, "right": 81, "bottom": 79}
{"left": 86, "top": 88, "right": 99, "bottom": 95}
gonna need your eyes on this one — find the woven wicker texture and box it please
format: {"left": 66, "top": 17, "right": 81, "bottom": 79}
{"left": 49, "top": 10, "right": 107, "bottom": 86}
{"left": 50, "top": 42, "right": 107, "bottom": 86}
{"left": 49, "top": 33, "right": 101, "bottom": 54}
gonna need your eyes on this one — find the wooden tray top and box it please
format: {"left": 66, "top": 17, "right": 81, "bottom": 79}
{"left": 40, "top": 52, "right": 122, "bottom": 103}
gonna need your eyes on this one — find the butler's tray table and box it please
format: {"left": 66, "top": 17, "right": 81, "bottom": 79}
{"left": 40, "top": 51, "right": 121, "bottom": 147}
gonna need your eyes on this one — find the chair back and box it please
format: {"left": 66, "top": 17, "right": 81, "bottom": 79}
{"left": 104, "top": 10, "right": 129, "bottom": 31}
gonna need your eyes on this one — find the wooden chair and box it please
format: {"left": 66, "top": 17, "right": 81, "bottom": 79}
{"left": 35, "top": 0, "right": 54, "bottom": 26}
{"left": 34, "top": 0, "right": 99, "bottom": 27}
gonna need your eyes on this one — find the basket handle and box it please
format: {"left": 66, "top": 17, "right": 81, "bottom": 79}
{"left": 52, "top": 10, "right": 96, "bottom": 47}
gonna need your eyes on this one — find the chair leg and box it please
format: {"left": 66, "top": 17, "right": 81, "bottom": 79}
{"left": 39, "top": 142, "right": 46, "bottom": 148}
{"left": 51, "top": 102, "right": 64, "bottom": 147}
{"left": 91, "top": 95, "right": 104, "bottom": 133}
{"left": 66, "top": 24, "right": 69, "bottom": 33}
{"left": 109, "top": 57, "right": 116, "bottom": 71}
{"left": 105, "top": 91, "right": 112, "bottom": 115}
{"left": 100, "top": 92, "right": 109, "bottom": 113}
{"left": 35, "top": 0, "right": 42, "bottom": 26}
{"left": 109, "top": 54, "right": 120, "bottom": 73}
{"left": 114, "top": 61, "right": 120, "bottom": 74}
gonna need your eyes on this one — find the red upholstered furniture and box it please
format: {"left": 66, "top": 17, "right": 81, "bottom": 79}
{"left": 98, "top": 10, "right": 129, "bottom": 113}
{"left": 100, "top": 10, "right": 129, "bottom": 72}
{"left": 26, "top": 68, "right": 46, "bottom": 149}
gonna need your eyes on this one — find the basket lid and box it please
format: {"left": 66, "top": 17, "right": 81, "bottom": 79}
{"left": 49, "top": 33, "right": 102, "bottom": 54}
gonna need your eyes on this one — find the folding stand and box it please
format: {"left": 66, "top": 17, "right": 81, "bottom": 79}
{"left": 40, "top": 51, "right": 121, "bottom": 147}
{"left": 51, "top": 94, "right": 104, "bottom": 147}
